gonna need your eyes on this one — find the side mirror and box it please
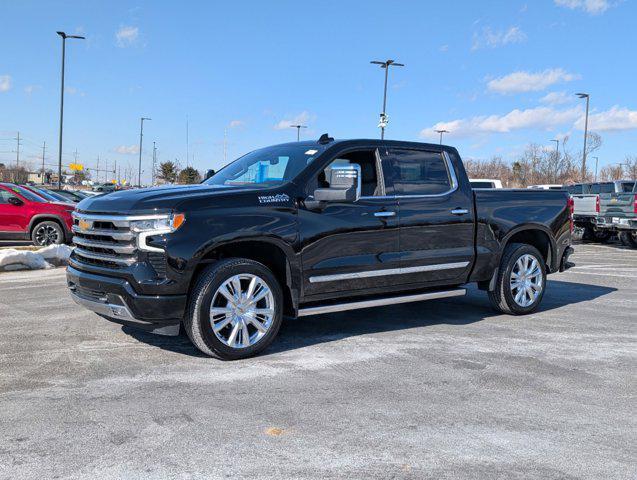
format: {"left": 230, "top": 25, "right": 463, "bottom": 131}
{"left": 204, "top": 169, "right": 215, "bottom": 180}
{"left": 312, "top": 163, "right": 361, "bottom": 203}
{"left": 8, "top": 196, "right": 23, "bottom": 206}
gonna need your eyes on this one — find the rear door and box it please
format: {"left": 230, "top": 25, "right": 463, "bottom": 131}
{"left": 381, "top": 148, "right": 474, "bottom": 286}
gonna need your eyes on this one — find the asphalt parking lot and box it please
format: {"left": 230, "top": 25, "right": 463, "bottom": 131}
{"left": 0, "top": 243, "right": 635, "bottom": 479}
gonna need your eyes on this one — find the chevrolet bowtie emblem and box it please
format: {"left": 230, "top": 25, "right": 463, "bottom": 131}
{"left": 78, "top": 219, "right": 92, "bottom": 231}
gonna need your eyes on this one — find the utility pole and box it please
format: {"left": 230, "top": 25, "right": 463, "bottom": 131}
{"left": 576, "top": 93, "right": 590, "bottom": 181}
{"left": 370, "top": 59, "right": 405, "bottom": 139}
{"left": 14, "top": 132, "right": 21, "bottom": 167}
{"left": 152, "top": 141, "right": 157, "bottom": 186}
{"left": 41, "top": 141, "right": 46, "bottom": 184}
{"left": 290, "top": 124, "right": 307, "bottom": 141}
{"left": 56, "top": 31, "right": 85, "bottom": 189}
{"left": 435, "top": 129, "right": 449, "bottom": 145}
{"left": 138, "top": 117, "right": 151, "bottom": 187}
{"left": 104, "top": 159, "right": 108, "bottom": 183}
{"left": 96, "top": 155, "right": 100, "bottom": 183}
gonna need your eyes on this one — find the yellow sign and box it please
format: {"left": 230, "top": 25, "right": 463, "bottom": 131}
{"left": 69, "top": 163, "right": 84, "bottom": 172}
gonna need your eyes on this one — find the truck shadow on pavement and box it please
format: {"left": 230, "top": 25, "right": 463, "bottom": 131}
{"left": 122, "top": 279, "right": 615, "bottom": 358}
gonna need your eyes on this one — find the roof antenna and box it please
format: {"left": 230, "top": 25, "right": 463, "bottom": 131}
{"left": 318, "top": 133, "right": 334, "bottom": 144}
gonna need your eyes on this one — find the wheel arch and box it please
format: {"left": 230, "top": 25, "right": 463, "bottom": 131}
{"left": 28, "top": 215, "right": 68, "bottom": 239}
{"left": 501, "top": 224, "right": 557, "bottom": 272}
{"left": 191, "top": 238, "right": 300, "bottom": 316}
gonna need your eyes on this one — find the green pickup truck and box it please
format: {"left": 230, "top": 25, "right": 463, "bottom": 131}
{"left": 598, "top": 181, "right": 637, "bottom": 248}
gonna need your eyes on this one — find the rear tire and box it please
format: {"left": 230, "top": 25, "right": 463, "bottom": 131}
{"left": 183, "top": 258, "right": 283, "bottom": 360}
{"left": 488, "top": 243, "right": 547, "bottom": 315}
{"left": 618, "top": 231, "right": 637, "bottom": 249}
{"left": 31, "top": 221, "right": 64, "bottom": 246}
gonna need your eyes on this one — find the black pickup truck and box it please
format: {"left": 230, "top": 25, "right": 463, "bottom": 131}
{"left": 67, "top": 136, "right": 574, "bottom": 359}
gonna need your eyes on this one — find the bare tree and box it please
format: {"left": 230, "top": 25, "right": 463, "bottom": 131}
{"left": 464, "top": 156, "right": 514, "bottom": 187}
{"left": 599, "top": 164, "right": 624, "bottom": 181}
{"left": 622, "top": 156, "right": 637, "bottom": 179}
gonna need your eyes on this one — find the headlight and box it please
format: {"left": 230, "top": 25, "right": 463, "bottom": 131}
{"left": 132, "top": 213, "right": 185, "bottom": 253}
{"left": 130, "top": 213, "right": 185, "bottom": 233}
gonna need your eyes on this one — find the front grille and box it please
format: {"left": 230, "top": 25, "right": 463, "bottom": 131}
{"left": 72, "top": 284, "right": 108, "bottom": 302}
{"left": 72, "top": 213, "right": 137, "bottom": 268}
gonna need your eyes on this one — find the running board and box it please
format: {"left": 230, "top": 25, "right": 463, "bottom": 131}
{"left": 297, "top": 288, "right": 466, "bottom": 317}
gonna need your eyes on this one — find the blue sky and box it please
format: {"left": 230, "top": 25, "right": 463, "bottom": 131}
{"left": 1, "top": 0, "right": 636, "bottom": 183}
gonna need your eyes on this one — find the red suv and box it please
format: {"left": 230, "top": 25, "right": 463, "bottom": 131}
{"left": 0, "top": 183, "right": 75, "bottom": 246}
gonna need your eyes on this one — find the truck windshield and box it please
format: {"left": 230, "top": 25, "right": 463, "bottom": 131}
{"left": 204, "top": 144, "right": 326, "bottom": 188}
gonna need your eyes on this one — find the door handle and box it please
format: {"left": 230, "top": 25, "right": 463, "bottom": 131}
{"left": 451, "top": 208, "right": 469, "bottom": 215}
{"left": 374, "top": 211, "right": 396, "bottom": 217}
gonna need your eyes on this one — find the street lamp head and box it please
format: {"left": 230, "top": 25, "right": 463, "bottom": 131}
{"left": 67, "top": 35, "right": 85, "bottom": 40}
{"left": 142, "top": 117, "right": 151, "bottom": 121}
{"left": 435, "top": 129, "right": 449, "bottom": 134}
{"left": 576, "top": 93, "right": 589, "bottom": 98}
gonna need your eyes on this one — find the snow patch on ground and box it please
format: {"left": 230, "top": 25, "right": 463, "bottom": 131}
{"left": 0, "top": 244, "right": 72, "bottom": 272}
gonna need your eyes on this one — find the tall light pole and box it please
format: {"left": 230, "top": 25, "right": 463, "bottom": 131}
{"left": 138, "top": 117, "right": 151, "bottom": 187}
{"left": 370, "top": 59, "right": 405, "bottom": 140}
{"left": 435, "top": 129, "right": 449, "bottom": 145}
{"left": 290, "top": 124, "right": 307, "bottom": 141}
{"left": 591, "top": 156, "right": 599, "bottom": 181}
{"left": 576, "top": 93, "right": 590, "bottom": 181}
{"left": 56, "top": 31, "right": 85, "bottom": 189}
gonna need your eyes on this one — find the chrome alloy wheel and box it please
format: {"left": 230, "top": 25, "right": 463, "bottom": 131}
{"left": 35, "top": 225, "right": 60, "bottom": 246}
{"left": 510, "top": 254, "right": 543, "bottom": 307}
{"left": 209, "top": 274, "right": 275, "bottom": 349}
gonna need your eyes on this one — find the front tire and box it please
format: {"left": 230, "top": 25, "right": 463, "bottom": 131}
{"left": 183, "top": 258, "right": 283, "bottom": 360}
{"left": 618, "top": 231, "right": 637, "bottom": 249}
{"left": 488, "top": 243, "right": 547, "bottom": 315}
{"left": 31, "top": 221, "right": 64, "bottom": 246}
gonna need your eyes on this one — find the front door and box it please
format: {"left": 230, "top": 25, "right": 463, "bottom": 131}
{"left": 298, "top": 148, "right": 400, "bottom": 299}
{"left": 0, "top": 188, "right": 29, "bottom": 235}
{"left": 382, "top": 147, "right": 474, "bottom": 286}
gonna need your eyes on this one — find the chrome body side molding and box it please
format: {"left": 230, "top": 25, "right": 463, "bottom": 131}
{"left": 309, "top": 261, "right": 470, "bottom": 283}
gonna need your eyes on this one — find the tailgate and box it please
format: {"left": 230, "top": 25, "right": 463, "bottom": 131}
{"left": 572, "top": 194, "right": 597, "bottom": 216}
{"left": 600, "top": 193, "right": 636, "bottom": 217}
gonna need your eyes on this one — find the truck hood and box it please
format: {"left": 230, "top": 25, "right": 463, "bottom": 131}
{"left": 75, "top": 183, "right": 250, "bottom": 214}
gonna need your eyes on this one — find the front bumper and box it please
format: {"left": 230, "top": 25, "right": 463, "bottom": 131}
{"left": 66, "top": 265, "right": 186, "bottom": 335}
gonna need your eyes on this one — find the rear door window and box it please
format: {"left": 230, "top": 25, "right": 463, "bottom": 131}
{"left": 383, "top": 149, "right": 453, "bottom": 195}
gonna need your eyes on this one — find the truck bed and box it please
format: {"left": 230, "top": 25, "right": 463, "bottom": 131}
{"left": 470, "top": 188, "right": 571, "bottom": 281}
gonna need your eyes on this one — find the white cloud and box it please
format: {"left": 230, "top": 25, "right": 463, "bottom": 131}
{"left": 575, "top": 106, "right": 637, "bottom": 132}
{"left": 113, "top": 145, "right": 139, "bottom": 155}
{"left": 420, "top": 105, "right": 582, "bottom": 139}
{"left": 554, "top": 0, "right": 612, "bottom": 15}
{"left": 229, "top": 120, "right": 245, "bottom": 128}
{"left": 0, "top": 75, "right": 11, "bottom": 92}
{"left": 487, "top": 69, "right": 580, "bottom": 94}
{"left": 439, "top": 44, "right": 449, "bottom": 52}
{"left": 116, "top": 26, "right": 139, "bottom": 47}
{"left": 24, "top": 85, "right": 41, "bottom": 95}
{"left": 540, "top": 91, "right": 575, "bottom": 105}
{"left": 274, "top": 111, "right": 313, "bottom": 130}
{"left": 472, "top": 26, "right": 526, "bottom": 51}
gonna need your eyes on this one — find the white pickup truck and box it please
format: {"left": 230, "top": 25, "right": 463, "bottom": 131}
{"left": 569, "top": 181, "right": 635, "bottom": 242}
